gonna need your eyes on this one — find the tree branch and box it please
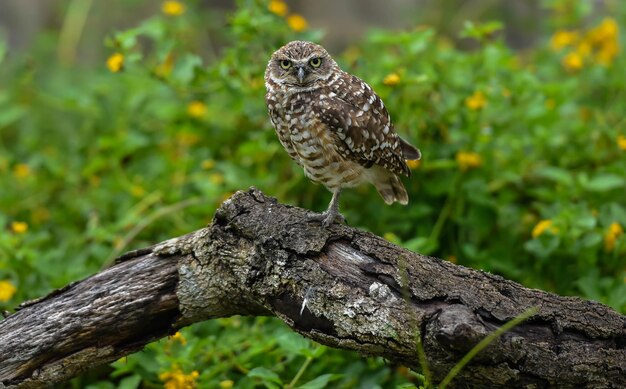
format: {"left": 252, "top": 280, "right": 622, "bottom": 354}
{"left": 1, "top": 188, "right": 624, "bottom": 388}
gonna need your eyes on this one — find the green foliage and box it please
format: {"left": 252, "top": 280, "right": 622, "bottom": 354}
{"left": 1, "top": 0, "right": 625, "bottom": 387}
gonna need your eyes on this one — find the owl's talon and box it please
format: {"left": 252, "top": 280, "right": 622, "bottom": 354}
{"left": 307, "top": 189, "right": 345, "bottom": 227}
{"left": 323, "top": 212, "right": 345, "bottom": 228}
{"left": 307, "top": 210, "right": 345, "bottom": 228}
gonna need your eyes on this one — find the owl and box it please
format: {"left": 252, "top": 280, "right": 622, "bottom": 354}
{"left": 264, "top": 41, "right": 420, "bottom": 227}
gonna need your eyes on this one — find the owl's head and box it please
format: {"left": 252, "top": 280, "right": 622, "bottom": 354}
{"left": 266, "top": 41, "right": 337, "bottom": 88}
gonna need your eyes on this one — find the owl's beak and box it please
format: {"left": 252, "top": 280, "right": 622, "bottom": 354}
{"left": 295, "top": 66, "right": 306, "bottom": 83}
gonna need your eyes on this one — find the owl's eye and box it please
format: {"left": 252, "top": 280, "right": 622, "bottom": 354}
{"left": 279, "top": 60, "right": 292, "bottom": 69}
{"left": 309, "top": 57, "right": 322, "bottom": 68}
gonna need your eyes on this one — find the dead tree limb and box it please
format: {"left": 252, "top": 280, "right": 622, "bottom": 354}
{"left": 0, "top": 188, "right": 624, "bottom": 388}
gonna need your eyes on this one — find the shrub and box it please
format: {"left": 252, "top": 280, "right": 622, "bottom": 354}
{"left": 1, "top": 0, "right": 624, "bottom": 387}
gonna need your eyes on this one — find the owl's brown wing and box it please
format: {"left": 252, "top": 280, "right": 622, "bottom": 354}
{"left": 319, "top": 73, "right": 413, "bottom": 177}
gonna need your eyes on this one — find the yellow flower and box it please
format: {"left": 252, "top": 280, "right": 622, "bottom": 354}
{"left": 287, "top": 14, "right": 308, "bottom": 32}
{"left": 13, "top": 163, "right": 30, "bottom": 179}
{"left": 551, "top": 18, "right": 620, "bottom": 68}
{"left": 170, "top": 331, "right": 187, "bottom": 345}
{"left": 201, "top": 159, "right": 216, "bottom": 170}
{"left": 596, "top": 41, "right": 619, "bottom": 66}
{"left": 383, "top": 73, "right": 400, "bottom": 86}
{"left": 187, "top": 101, "right": 207, "bottom": 118}
{"left": 383, "top": 232, "right": 400, "bottom": 243}
{"left": 406, "top": 159, "right": 421, "bottom": 170}
{"left": 210, "top": 173, "right": 225, "bottom": 185}
{"left": 455, "top": 151, "right": 482, "bottom": 171}
{"left": 562, "top": 51, "right": 583, "bottom": 71}
{"left": 177, "top": 131, "right": 200, "bottom": 146}
{"left": 604, "top": 222, "right": 623, "bottom": 252}
{"left": 130, "top": 185, "right": 145, "bottom": 197}
{"left": 172, "top": 172, "right": 186, "bottom": 186}
{"left": 268, "top": 0, "right": 288, "bottom": 17}
{"left": 588, "top": 18, "right": 619, "bottom": 44}
{"left": 159, "top": 369, "right": 200, "bottom": 389}
{"left": 32, "top": 207, "right": 51, "bottom": 224}
{"left": 218, "top": 191, "right": 234, "bottom": 204}
{"left": 465, "top": 91, "right": 487, "bottom": 110}
{"left": 162, "top": 1, "right": 185, "bottom": 16}
{"left": 250, "top": 77, "right": 264, "bottom": 90}
{"left": 343, "top": 45, "right": 361, "bottom": 64}
{"left": 550, "top": 30, "right": 578, "bottom": 51}
{"left": 575, "top": 41, "right": 592, "bottom": 58}
{"left": 155, "top": 53, "right": 175, "bottom": 77}
{"left": 599, "top": 18, "right": 618, "bottom": 37}
{"left": 586, "top": 18, "right": 619, "bottom": 66}
{"left": 11, "top": 221, "right": 28, "bottom": 234}
{"left": 617, "top": 135, "right": 626, "bottom": 151}
{"left": 113, "top": 236, "right": 124, "bottom": 250}
{"left": 90, "top": 175, "right": 101, "bottom": 187}
{"left": 219, "top": 380, "right": 234, "bottom": 389}
{"left": 579, "top": 106, "right": 592, "bottom": 122}
{"left": 106, "top": 53, "right": 124, "bottom": 73}
{"left": 532, "top": 219, "right": 559, "bottom": 238}
{"left": 446, "top": 255, "right": 457, "bottom": 264}
{"left": 0, "top": 280, "right": 17, "bottom": 302}
{"left": 550, "top": 30, "right": 579, "bottom": 51}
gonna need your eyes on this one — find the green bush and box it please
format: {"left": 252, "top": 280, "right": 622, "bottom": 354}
{"left": 1, "top": 0, "right": 624, "bottom": 387}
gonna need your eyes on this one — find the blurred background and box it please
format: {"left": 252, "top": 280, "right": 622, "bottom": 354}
{"left": 1, "top": 0, "right": 614, "bottom": 61}
{"left": 1, "top": 0, "right": 625, "bottom": 388}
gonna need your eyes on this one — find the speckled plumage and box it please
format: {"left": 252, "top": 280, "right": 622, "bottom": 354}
{"left": 265, "top": 41, "right": 420, "bottom": 226}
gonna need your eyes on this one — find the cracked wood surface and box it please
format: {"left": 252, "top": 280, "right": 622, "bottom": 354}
{"left": 0, "top": 188, "right": 624, "bottom": 388}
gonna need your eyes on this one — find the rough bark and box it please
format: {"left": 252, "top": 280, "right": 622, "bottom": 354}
{"left": 0, "top": 188, "right": 624, "bottom": 388}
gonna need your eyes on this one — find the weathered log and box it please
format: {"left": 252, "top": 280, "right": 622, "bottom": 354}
{"left": 0, "top": 188, "right": 624, "bottom": 388}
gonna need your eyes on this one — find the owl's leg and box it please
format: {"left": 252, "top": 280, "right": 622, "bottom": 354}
{"left": 308, "top": 189, "right": 345, "bottom": 227}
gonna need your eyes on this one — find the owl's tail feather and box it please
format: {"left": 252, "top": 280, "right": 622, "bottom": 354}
{"left": 400, "top": 137, "right": 421, "bottom": 161}
{"left": 372, "top": 170, "right": 409, "bottom": 205}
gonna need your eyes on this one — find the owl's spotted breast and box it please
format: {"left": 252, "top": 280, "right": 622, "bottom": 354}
{"left": 264, "top": 40, "right": 420, "bottom": 227}
{"left": 266, "top": 77, "right": 367, "bottom": 189}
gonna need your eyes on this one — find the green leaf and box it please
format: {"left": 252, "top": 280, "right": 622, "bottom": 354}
{"left": 311, "top": 345, "right": 327, "bottom": 358}
{"left": 118, "top": 375, "right": 142, "bottom": 389}
{"left": 135, "top": 17, "right": 166, "bottom": 40}
{"left": 404, "top": 237, "right": 439, "bottom": 255}
{"left": 0, "top": 105, "right": 26, "bottom": 127}
{"left": 85, "top": 383, "right": 116, "bottom": 389}
{"left": 575, "top": 270, "right": 602, "bottom": 301}
{"left": 460, "top": 20, "right": 503, "bottom": 40}
{"left": 579, "top": 233, "right": 602, "bottom": 248}
{"left": 276, "top": 331, "right": 311, "bottom": 356}
{"left": 583, "top": 174, "right": 625, "bottom": 192}
{"left": 534, "top": 166, "right": 574, "bottom": 187}
{"left": 296, "top": 374, "right": 340, "bottom": 389}
{"left": 524, "top": 235, "right": 560, "bottom": 258}
{"left": 247, "top": 367, "right": 283, "bottom": 386}
{"left": 172, "top": 54, "right": 203, "bottom": 84}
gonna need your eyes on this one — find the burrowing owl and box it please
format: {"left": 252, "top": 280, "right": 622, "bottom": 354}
{"left": 265, "top": 41, "right": 420, "bottom": 227}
